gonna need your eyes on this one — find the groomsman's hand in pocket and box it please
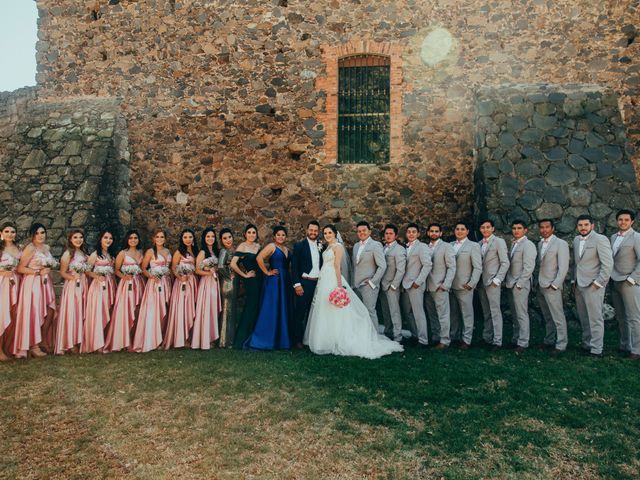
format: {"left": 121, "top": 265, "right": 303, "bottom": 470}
{"left": 295, "top": 285, "right": 304, "bottom": 296}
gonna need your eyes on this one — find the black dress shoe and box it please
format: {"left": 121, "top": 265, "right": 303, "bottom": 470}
{"left": 489, "top": 345, "right": 502, "bottom": 352}
{"left": 459, "top": 342, "right": 471, "bottom": 350}
{"left": 514, "top": 346, "right": 527, "bottom": 353}
{"left": 588, "top": 352, "right": 603, "bottom": 359}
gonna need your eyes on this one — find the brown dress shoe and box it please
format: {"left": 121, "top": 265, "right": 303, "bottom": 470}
{"left": 628, "top": 353, "right": 640, "bottom": 360}
{"left": 550, "top": 348, "right": 565, "bottom": 355}
{"left": 459, "top": 342, "right": 470, "bottom": 350}
{"left": 433, "top": 343, "right": 448, "bottom": 350}
{"left": 489, "top": 345, "right": 501, "bottom": 352}
{"left": 30, "top": 346, "right": 47, "bottom": 358}
{"left": 514, "top": 346, "right": 527, "bottom": 353}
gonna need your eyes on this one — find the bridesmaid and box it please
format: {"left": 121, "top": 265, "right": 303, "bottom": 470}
{"left": 83, "top": 230, "right": 117, "bottom": 353}
{"left": 217, "top": 228, "right": 238, "bottom": 348}
{"left": 55, "top": 229, "right": 90, "bottom": 355}
{"left": 163, "top": 228, "right": 198, "bottom": 349}
{"left": 14, "top": 223, "right": 57, "bottom": 358}
{"left": 231, "top": 224, "right": 263, "bottom": 349}
{"left": 133, "top": 228, "right": 172, "bottom": 353}
{"left": 245, "top": 225, "right": 292, "bottom": 350}
{"left": 104, "top": 230, "right": 145, "bottom": 353}
{"left": 192, "top": 226, "right": 221, "bottom": 350}
{"left": 0, "top": 222, "right": 21, "bottom": 361}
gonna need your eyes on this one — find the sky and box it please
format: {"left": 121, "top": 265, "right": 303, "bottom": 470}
{"left": 0, "top": 1, "right": 38, "bottom": 92}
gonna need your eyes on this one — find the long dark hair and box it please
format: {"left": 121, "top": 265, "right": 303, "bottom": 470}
{"left": 150, "top": 228, "right": 167, "bottom": 260}
{"left": 0, "top": 221, "right": 18, "bottom": 256}
{"left": 29, "top": 222, "right": 47, "bottom": 242}
{"left": 65, "top": 228, "right": 89, "bottom": 258}
{"left": 94, "top": 230, "right": 116, "bottom": 259}
{"left": 200, "top": 226, "right": 219, "bottom": 259}
{"left": 219, "top": 228, "right": 233, "bottom": 253}
{"left": 178, "top": 228, "right": 199, "bottom": 258}
{"left": 323, "top": 224, "right": 338, "bottom": 236}
{"left": 121, "top": 229, "right": 142, "bottom": 252}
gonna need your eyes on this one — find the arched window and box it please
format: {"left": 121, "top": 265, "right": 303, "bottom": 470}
{"left": 337, "top": 55, "right": 390, "bottom": 164}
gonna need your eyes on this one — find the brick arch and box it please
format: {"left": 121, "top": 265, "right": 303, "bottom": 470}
{"left": 316, "top": 40, "right": 404, "bottom": 164}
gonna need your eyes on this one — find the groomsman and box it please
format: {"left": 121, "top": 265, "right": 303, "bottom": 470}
{"left": 478, "top": 219, "right": 510, "bottom": 350}
{"left": 401, "top": 223, "right": 432, "bottom": 347}
{"left": 425, "top": 223, "right": 456, "bottom": 349}
{"left": 449, "top": 221, "right": 482, "bottom": 349}
{"left": 379, "top": 224, "right": 407, "bottom": 342}
{"left": 505, "top": 220, "right": 537, "bottom": 352}
{"left": 573, "top": 214, "right": 613, "bottom": 357}
{"left": 610, "top": 209, "right": 640, "bottom": 360}
{"left": 352, "top": 221, "right": 387, "bottom": 329}
{"left": 536, "top": 219, "right": 570, "bottom": 353}
{"left": 291, "top": 220, "right": 323, "bottom": 348}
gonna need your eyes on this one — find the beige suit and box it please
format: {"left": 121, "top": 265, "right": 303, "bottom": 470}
{"left": 401, "top": 241, "right": 432, "bottom": 345}
{"left": 479, "top": 235, "right": 510, "bottom": 346}
{"left": 379, "top": 242, "right": 407, "bottom": 341}
{"left": 505, "top": 237, "right": 537, "bottom": 348}
{"left": 449, "top": 239, "right": 482, "bottom": 345}
{"left": 610, "top": 229, "right": 640, "bottom": 354}
{"left": 425, "top": 241, "right": 456, "bottom": 345}
{"left": 352, "top": 237, "right": 387, "bottom": 329}
{"left": 573, "top": 231, "right": 613, "bottom": 355}
{"left": 536, "top": 235, "right": 570, "bottom": 350}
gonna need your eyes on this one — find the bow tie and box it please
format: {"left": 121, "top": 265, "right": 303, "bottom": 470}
{"left": 619, "top": 231, "right": 627, "bottom": 237}
{"left": 580, "top": 236, "right": 588, "bottom": 241}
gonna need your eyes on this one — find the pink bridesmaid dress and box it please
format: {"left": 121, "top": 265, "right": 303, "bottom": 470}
{"left": 0, "top": 250, "right": 21, "bottom": 344}
{"left": 104, "top": 254, "right": 145, "bottom": 352}
{"left": 82, "top": 255, "right": 116, "bottom": 353}
{"left": 163, "top": 255, "right": 197, "bottom": 349}
{"left": 55, "top": 251, "right": 89, "bottom": 354}
{"left": 13, "top": 249, "right": 57, "bottom": 358}
{"left": 132, "top": 252, "right": 172, "bottom": 353}
{"left": 192, "top": 259, "right": 221, "bottom": 350}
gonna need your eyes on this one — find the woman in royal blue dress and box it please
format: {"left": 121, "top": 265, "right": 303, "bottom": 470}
{"left": 245, "top": 225, "right": 292, "bottom": 350}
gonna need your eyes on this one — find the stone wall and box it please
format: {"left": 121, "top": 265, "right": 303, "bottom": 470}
{"left": 0, "top": 90, "right": 130, "bottom": 255}
{"left": 30, "top": 0, "right": 639, "bottom": 243}
{"left": 473, "top": 84, "right": 640, "bottom": 239}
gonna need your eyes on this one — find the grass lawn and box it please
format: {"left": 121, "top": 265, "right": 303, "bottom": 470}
{"left": 1, "top": 322, "right": 639, "bottom": 480}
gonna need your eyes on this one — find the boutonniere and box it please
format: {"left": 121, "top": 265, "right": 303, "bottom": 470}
{"left": 317, "top": 242, "right": 323, "bottom": 252}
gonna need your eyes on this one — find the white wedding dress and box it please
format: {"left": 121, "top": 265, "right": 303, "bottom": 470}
{"left": 304, "top": 245, "right": 404, "bottom": 359}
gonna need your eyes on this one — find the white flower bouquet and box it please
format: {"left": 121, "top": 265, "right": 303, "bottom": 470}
{"left": 149, "top": 265, "right": 170, "bottom": 279}
{"left": 121, "top": 265, "right": 142, "bottom": 276}
{"left": 41, "top": 257, "right": 59, "bottom": 285}
{"left": 175, "top": 263, "right": 195, "bottom": 276}
{"left": 0, "top": 256, "right": 18, "bottom": 272}
{"left": 93, "top": 265, "right": 114, "bottom": 276}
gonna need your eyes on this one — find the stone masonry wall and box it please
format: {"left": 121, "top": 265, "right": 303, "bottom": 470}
{"left": 31, "top": 0, "right": 639, "bottom": 243}
{"left": 474, "top": 84, "right": 640, "bottom": 239}
{"left": 0, "top": 90, "right": 130, "bottom": 256}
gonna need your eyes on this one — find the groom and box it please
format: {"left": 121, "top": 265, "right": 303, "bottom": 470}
{"left": 352, "top": 221, "right": 387, "bottom": 329}
{"left": 291, "top": 220, "right": 323, "bottom": 349}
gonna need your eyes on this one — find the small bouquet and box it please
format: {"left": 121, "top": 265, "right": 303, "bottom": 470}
{"left": 93, "top": 265, "right": 114, "bottom": 290}
{"left": 175, "top": 263, "right": 195, "bottom": 277}
{"left": 0, "top": 256, "right": 19, "bottom": 286}
{"left": 201, "top": 256, "right": 218, "bottom": 277}
{"left": 70, "top": 261, "right": 92, "bottom": 287}
{"left": 41, "top": 257, "right": 59, "bottom": 285}
{"left": 329, "top": 287, "right": 350, "bottom": 308}
{"left": 149, "top": 265, "right": 170, "bottom": 292}
{"left": 121, "top": 264, "right": 142, "bottom": 291}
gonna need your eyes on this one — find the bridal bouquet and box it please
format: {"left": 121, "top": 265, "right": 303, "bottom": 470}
{"left": 70, "top": 260, "right": 92, "bottom": 287}
{"left": 329, "top": 287, "right": 350, "bottom": 308}
{"left": 200, "top": 257, "right": 218, "bottom": 278}
{"left": 149, "top": 265, "right": 170, "bottom": 279}
{"left": 121, "top": 265, "right": 142, "bottom": 276}
{"left": 0, "top": 256, "right": 19, "bottom": 286}
{"left": 175, "top": 263, "right": 195, "bottom": 277}
{"left": 93, "top": 265, "right": 114, "bottom": 276}
{"left": 0, "top": 256, "right": 18, "bottom": 272}
{"left": 41, "top": 257, "right": 59, "bottom": 285}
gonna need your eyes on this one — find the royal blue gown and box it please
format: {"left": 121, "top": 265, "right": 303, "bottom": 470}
{"left": 245, "top": 247, "right": 291, "bottom": 350}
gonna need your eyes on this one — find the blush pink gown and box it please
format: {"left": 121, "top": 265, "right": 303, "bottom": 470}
{"left": 82, "top": 255, "right": 116, "bottom": 353}
{"left": 55, "top": 251, "right": 89, "bottom": 354}
{"left": 104, "top": 254, "right": 145, "bottom": 353}
{"left": 132, "top": 252, "right": 173, "bottom": 353}
{"left": 13, "top": 249, "right": 57, "bottom": 358}
{"left": 0, "top": 250, "right": 21, "bottom": 348}
{"left": 192, "top": 259, "right": 221, "bottom": 350}
{"left": 163, "top": 255, "right": 197, "bottom": 349}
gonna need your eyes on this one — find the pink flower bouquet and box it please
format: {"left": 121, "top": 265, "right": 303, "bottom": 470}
{"left": 329, "top": 287, "right": 350, "bottom": 308}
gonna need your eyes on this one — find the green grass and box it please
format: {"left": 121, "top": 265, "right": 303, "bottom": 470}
{"left": 1, "top": 323, "right": 639, "bottom": 479}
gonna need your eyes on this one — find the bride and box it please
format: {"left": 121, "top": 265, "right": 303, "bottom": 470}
{"left": 304, "top": 225, "right": 404, "bottom": 359}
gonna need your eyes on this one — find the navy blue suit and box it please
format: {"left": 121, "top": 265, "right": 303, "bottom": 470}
{"left": 291, "top": 238, "right": 323, "bottom": 345}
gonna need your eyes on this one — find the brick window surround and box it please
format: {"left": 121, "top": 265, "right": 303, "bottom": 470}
{"left": 317, "top": 40, "right": 404, "bottom": 165}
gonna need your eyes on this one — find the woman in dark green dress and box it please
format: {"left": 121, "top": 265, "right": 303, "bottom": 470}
{"left": 231, "top": 224, "right": 263, "bottom": 348}
{"left": 217, "top": 228, "right": 238, "bottom": 348}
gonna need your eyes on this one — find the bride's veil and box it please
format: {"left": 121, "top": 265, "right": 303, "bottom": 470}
{"left": 334, "top": 229, "right": 351, "bottom": 286}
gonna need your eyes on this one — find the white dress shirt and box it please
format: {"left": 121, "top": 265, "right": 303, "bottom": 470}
{"left": 356, "top": 236, "right": 370, "bottom": 264}
{"left": 612, "top": 230, "right": 627, "bottom": 256}
{"left": 302, "top": 238, "right": 321, "bottom": 279}
{"left": 540, "top": 235, "right": 554, "bottom": 259}
{"left": 453, "top": 238, "right": 466, "bottom": 254}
